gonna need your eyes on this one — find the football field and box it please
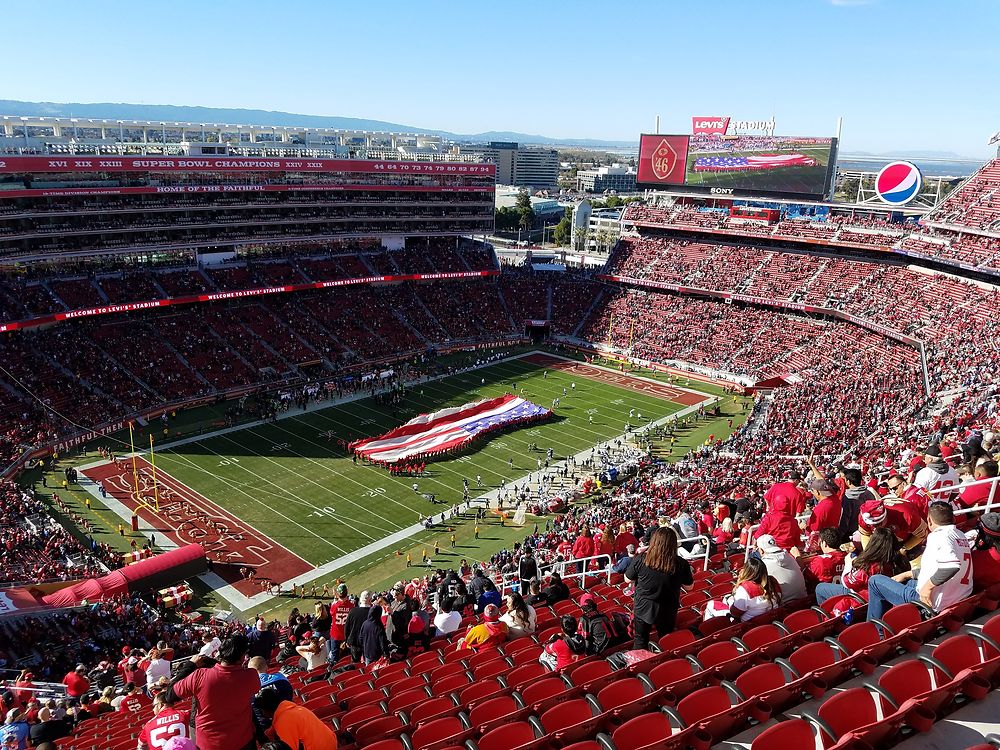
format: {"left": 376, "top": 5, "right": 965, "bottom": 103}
{"left": 73, "top": 352, "right": 713, "bottom": 609}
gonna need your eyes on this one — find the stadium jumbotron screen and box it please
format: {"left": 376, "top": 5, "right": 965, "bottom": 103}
{"left": 637, "top": 133, "right": 838, "bottom": 199}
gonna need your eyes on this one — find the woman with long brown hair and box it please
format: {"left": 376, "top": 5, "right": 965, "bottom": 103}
{"left": 625, "top": 526, "right": 693, "bottom": 650}
{"left": 704, "top": 556, "right": 782, "bottom": 622}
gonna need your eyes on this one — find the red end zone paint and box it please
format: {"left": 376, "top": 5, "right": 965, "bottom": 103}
{"left": 83, "top": 458, "right": 311, "bottom": 596}
{"left": 521, "top": 353, "right": 705, "bottom": 406}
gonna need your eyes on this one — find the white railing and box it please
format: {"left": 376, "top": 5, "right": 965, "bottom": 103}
{"left": 496, "top": 538, "right": 715, "bottom": 595}
{"left": 934, "top": 475, "right": 1000, "bottom": 515}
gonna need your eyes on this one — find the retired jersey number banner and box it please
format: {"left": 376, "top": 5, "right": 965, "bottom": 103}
{"left": 636, "top": 134, "right": 689, "bottom": 186}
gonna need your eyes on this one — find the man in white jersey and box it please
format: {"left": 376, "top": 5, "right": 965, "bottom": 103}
{"left": 866, "top": 503, "right": 972, "bottom": 621}
{"left": 913, "top": 444, "right": 960, "bottom": 497}
{"left": 137, "top": 694, "right": 191, "bottom": 750}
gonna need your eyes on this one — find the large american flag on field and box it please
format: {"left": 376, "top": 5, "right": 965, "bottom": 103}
{"left": 693, "top": 153, "right": 816, "bottom": 172}
{"left": 351, "top": 394, "right": 550, "bottom": 464}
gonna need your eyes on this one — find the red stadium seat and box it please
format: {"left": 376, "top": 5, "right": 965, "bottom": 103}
{"left": 408, "top": 715, "right": 470, "bottom": 750}
{"left": 736, "top": 623, "right": 794, "bottom": 659}
{"left": 474, "top": 721, "right": 538, "bottom": 750}
{"left": 696, "top": 640, "right": 758, "bottom": 680}
{"left": 594, "top": 677, "right": 653, "bottom": 719}
{"left": 751, "top": 718, "right": 819, "bottom": 750}
{"left": 641, "top": 657, "right": 713, "bottom": 696}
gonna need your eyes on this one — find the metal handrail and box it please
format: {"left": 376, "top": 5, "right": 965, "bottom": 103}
{"left": 933, "top": 474, "right": 1000, "bottom": 515}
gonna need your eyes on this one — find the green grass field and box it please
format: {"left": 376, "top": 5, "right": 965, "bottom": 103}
{"left": 34, "top": 351, "right": 750, "bottom": 619}
{"left": 148, "top": 355, "right": 691, "bottom": 565}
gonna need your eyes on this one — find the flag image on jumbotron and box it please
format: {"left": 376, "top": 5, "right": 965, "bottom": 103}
{"left": 350, "top": 394, "right": 552, "bottom": 465}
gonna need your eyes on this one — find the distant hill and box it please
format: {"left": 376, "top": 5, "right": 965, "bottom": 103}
{"left": 844, "top": 148, "right": 981, "bottom": 161}
{"left": 0, "top": 100, "right": 637, "bottom": 149}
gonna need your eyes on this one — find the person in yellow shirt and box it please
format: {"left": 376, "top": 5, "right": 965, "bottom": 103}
{"left": 256, "top": 687, "right": 337, "bottom": 749}
{"left": 458, "top": 604, "right": 508, "bottom": 652}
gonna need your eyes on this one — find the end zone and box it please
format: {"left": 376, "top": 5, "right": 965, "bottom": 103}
{"left": 82, "top": 458, "right": 312, "bottom": 599}
{"left": 520, "top": 352, "right": 709, "bottom": 406}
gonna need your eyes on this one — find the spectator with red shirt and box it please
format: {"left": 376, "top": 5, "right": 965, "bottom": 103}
{"left": 614, "top": 523, "right": 639, "bottom": 556}
{"left": 166, "top": 635, "right": 260, "bottom": 750}
{"left": 137, "top": 693, "right": 191, "bottom": 750}
{"left": 858, "top": 497, "right": 927, "bottom": 557}
{"left": 61, "top": 665, "right": 89, "bottom": 702}
{"left": 572, "top": 527, "right": 596, "bottom": 570}
{"left": 117, "top": 682, "right": 151, "bottom": 714}
{"left": 958, "top": 460, "right": 999, "bottom": 513}
{"left": 803, "top": 479, "right": 843, "bottom": 538}
{"left": 885, "top": 471, "right": 933, "bottom": 518}
{"left": 971, "top": 512, "right": 1000, "bottom": 590}
{"left": 11, "top": 672, "right": 33, "bottom": 709}
{"left": 764, "top": 472, "right": 809, "bottom": 517}
{"left": 328, "top": 584, "right": 354, "bottom": 662}
{"left": 541, "top": 615, "right": 587, "bottom": 671}
{"left": 795, "top": 528, "right": 847, "bottom": 591}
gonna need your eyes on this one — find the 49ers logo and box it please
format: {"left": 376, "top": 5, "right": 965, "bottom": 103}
{"left": 651, "top": 138, "right": 679, "bottom": 180}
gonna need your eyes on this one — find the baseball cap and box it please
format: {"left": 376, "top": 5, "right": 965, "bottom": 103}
{"left": 810, "top": 478, "right": 838, "bottom": 494}
{"left": 336, "top": 583, "right": 348, "bottom": 597}
{"left": 578, "top": 593, "right": 597, "bottom": 609}
{"left": 923, "top": 444, "right": 943, "bottom": 458}
{"left": 756, "top": 534, "right": 782, "bottom": 554}
{"left": 483, "top": 604, "right": 500, "bottom": 622}
{"left": 392, "top": 581, "right": 406, "bottom": 593}
{"left": 75, "top": 664, "right": 87, "bottom": 672}
{"left": 860, "top": 499, "right": 888, "bottom": 527}
{"left": 5, "top": 707, "right": 22, "bottom": 723}
{"left": 407, "top": 614, "right": 425, "bottom": 634}
{"left": 980, "top": 513, "right": 1000, "bottom": 539}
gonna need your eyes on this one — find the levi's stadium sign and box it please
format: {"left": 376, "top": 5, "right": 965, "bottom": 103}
{"left": 691, "top": 117, "right": 776, "bottom": 135}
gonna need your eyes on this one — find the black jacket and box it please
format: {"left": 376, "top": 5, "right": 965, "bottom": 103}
{"left": 344, "top": 605, "right": 370, "bottom": 650}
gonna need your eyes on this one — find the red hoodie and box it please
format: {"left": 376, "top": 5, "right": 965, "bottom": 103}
{"left": 755, "top": 481, "right": 805, "bottom": 550}
{"left": 572, "top": 535, "right": 595, "bottom": 560}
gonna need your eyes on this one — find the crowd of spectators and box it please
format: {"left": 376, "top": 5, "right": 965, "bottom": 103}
{"left": 924, "top": 158, "right": 1000, "bottom": 232}
{"left": 0, "top": 481, "right": 114, "bottom": 588}
{"left": 620, "top": 170, "right": 1000, "bottom": 275}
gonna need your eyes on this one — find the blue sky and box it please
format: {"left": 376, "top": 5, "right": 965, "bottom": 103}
{"left": 3, "top": 0, "right": 997, "bottom": 156}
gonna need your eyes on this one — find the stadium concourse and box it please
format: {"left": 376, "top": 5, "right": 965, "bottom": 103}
{"left": 0, "top": 160, "right": 1000, "bottom": 749}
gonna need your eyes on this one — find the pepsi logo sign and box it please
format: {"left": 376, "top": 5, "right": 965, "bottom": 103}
{"left": 875, "top": 161, "right": 922, "bottom": 205}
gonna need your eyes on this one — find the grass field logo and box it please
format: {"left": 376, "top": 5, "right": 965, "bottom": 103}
{"left": 875, "top": 161, "right": 922, "bottom": 205}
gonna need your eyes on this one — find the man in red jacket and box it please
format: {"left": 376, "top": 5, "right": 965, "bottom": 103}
{"left": 167, "top": 635, "right": 260, "bottom": 750}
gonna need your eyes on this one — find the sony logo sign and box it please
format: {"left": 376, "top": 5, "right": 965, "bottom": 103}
{"left": 710, "top": 188, "right": 735, "bottom": 195}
